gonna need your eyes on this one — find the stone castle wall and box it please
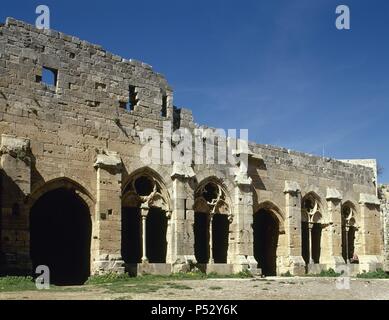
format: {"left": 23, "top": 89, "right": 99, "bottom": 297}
{"left": 379, "top": 185, "right": 389, "bottom": 271}
{"left": 0, "top": 17, "right": 384, "bottom": 277}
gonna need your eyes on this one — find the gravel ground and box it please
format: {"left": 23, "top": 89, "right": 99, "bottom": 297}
{"left": 1, "top": 277, "right": 388, "bottom": 300}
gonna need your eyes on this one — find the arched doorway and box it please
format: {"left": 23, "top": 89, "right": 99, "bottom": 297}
{"left": 121, "top": 207, "right": 141, "bottom": 264}
{"left": 146, "top": 207, "right": 168, "bottom": 263}
{"left": 341, "top": 203, "right": 357, "bottom": 263}
{"left": 253, "top": 209, "right": 279, "bottom": 276}
{"left": 193, "top": 180, "right": 231, "bottom": 264}
{"left": 122, "top": 173, "right": 170, "bottom": 267}
{"left": 212, "top": 214, "right": 229, "bottom": 263}
{"left": 301, "top": 194, "right": 323, "bottom": 265}
{"left": 30, "top": 188, "right": 92, "bottom": 285}
{"left": 194, "top": 212, "right": 209, "bottom": 263}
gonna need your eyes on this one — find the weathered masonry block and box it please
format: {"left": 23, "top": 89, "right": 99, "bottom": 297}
{"left": 379, "top": 185, "right": 389, "bottom": 272}
{"left": 0, "top": 17, "right": 385, "bottom": 283}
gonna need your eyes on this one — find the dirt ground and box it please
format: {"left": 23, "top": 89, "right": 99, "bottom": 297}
{"left": 1, "top": 277, "right": 389, "bottom": 300}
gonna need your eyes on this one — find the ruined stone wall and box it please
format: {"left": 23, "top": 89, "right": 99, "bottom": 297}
{"left": 0, "top": 17, "right": 179, "bottom": 272}
{"left": 379, "top": 185, "right": 389, "bottom": 271}
{"left": 0, "top": 17, "right": 383, "bottom": 276}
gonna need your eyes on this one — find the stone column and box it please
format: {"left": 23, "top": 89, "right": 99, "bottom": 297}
{"left": 308, "top": 223, "right": 314, "bottom": 264}
{"left": 229, "top": 163, "right": 256, "bottom": 273}
{"left": 140, "top": 203, "right": 149, "bottom": 263}
{"left": 0, "top": 135, "right": 31, "bottom": 273}
{"left": 282, "top": 181, "right": 305, "bottom": 275}
{"left": 321, "top": 188, "right": 345, "bottom": 269}
{"left": 170, "top": 162, "right": 196, "bottom": 272}
{"left": 209, "top": 213, "right": 215, "bottom": 264}
{"left": 226, "top": 150, "right": 261, "bottom": 273}
{"left": 92, "top": 151, "right": 124, "bottom": 274}
{"left": 379, "top": 186, "right": 389, "bottom": 272}
{"left": 358, "top": 193, "right": 383, "bottom": 272}
{"left": 344, "top": 225, "right": 350, "bottom": 263}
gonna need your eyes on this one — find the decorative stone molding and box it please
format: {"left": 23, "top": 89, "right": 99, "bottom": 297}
{"left": 359, "top": 193, "right": 380, "bottom": 206}
{"left": 0, "top": 134, "right": 31, "bottom": 164}
{"left": 326, "top": 188, "right": 343, "bottom": 201}
{"left": 232, "top": 149, "right": 257, "bottom": 186}
{"left": 171, "top": 162, "right": 195, "bottom": 179}
{"left": 194, "top": 181, "right": 231, "bottom": 216}
{"left": 123, "top": 173, "right": 170, "bottom": 212}
{"left": 234, "top": 172, "right": 252, "bottom": 186}
{"left": 94, "top": 150, "right": 122, "bottom": 171}
{"left": 284, "top": 181, "right": 301, "bottom": 194}
{"left": 302, "top": 193, "right": 323, "bottom": 224}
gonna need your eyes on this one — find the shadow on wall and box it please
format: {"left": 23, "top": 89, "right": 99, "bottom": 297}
{"left": 253, "top": 209, "right": 279, "bottom": 276}
{"left": 0, "top": 168, "right": 29, "bottom": 275}
{"left": 30, "top": 188, "right": 92, "bottom": 285}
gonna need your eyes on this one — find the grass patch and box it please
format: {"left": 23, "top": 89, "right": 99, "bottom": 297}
{"left": 0, "top": 276, "right": 36, "bottom": 292}
{"left": 0, "top": 269, "right": 253, "bottom": 293}
{"left": 206, "top": 269, "right": 253, "bottom": 279}
{"left": 305, "top": 268, "right": 341, "bottom": 278}
{"left": 357, "top": 269, "right": 389, "bottom": 279}
{"left": 85, "top": 273, "right": 133, "bottom": 285}
{"left": 281, "top": 271, "right": 293, "bottom": 277}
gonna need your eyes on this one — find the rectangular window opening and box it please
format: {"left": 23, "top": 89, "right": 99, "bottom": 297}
{"left": 122, "top": 85, "right": 138, "bottom": 111}
{"left": 161, "top": 95, "right": 167, "bottom": 117}
{"left": 40, "top": 66, "right": 58, "bottom": 87}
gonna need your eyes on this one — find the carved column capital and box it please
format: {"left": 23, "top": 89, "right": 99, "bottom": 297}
{"left": 94, "top": 150, "right": 122, "bottom": 172}
{"left": 284, "top": 181, "right": 301, "bottom": 196}
{"left": 141, "top": 203, "right": 149, "bottom": 218}
{"left": 0, "top": 134, "right": 31, "bottom": 164}
{"left": 171, "top": 162, "right": 195, "bottom": 180}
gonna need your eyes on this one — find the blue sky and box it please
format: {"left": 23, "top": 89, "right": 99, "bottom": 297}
{"left": 2, "top": 0, "right": 389, "bottom": 182}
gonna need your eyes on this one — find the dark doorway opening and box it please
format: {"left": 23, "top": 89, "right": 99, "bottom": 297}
{"left": 146, "top": 208, "right": 167, "bottom": 263}
{"left": 212, "top": 214, "right": 229, "bottom": 263}
{"left": 301, "top": 222, "right": 322, "bottom": 264}
{"left": 30, "top": 188, "right": 91, "bottom": 285}
{"left": 253, "top": 209, "right": 279, "bottom": 276}
{"left": 311, "top": 224, "right": 322, "bottom": 263}
{"left": 301, "top": 221, "right": 310, "bottom": 265}
{"left": 121, "top": 207, "right": 141, "bottom": 264}
{"left": 342, "top": 226, "right": 356, "bottom": 262}
{"left": 194, "top": 212, "right": 209, "bottom": 264}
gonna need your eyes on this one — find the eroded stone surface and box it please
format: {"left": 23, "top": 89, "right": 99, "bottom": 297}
{"left": 0, "top": 18, "right": 385, "bottom": 279}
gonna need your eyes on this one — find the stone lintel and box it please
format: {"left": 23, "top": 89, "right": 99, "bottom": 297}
{"left": 359, "top": 193, "right": 381, "bottom": 206}
{"left": 234, "top": 172, "right": 252, "bottom": 186}
{"left": 284, "top": 181, "right": 301, "bottom": 194}
{"left": 171, "top": 162, "right": 195, "bottom": 179}
{"left": 94, "top": 150, "right": 122, "bottom": 171}
{"left": 232, "top": 149, "right": 263, "bottom": 160}
{"left": 0, "top": 134, "right": 31, "bottom": 161}
{"left": 326, "top": 187, "right": 343, "bottom": 201}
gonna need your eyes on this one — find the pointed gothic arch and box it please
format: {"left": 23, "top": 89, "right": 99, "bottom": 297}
{"left": 121, "top": 167, "right": 171, "bottom": 266}
{"left": 341, "top": 201, "right": 358, "bottom": 264}
{"left": 253, "top": 201, "right": 285, "bottom": 276}
{"left": 28, "top": 177, "right": 94, "bottom": 285}
{"left": 193, "top": 177, "right": 232, "bottom": 264}
{"left": 301, "top": 192, "right": 324, "bottom": 265}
